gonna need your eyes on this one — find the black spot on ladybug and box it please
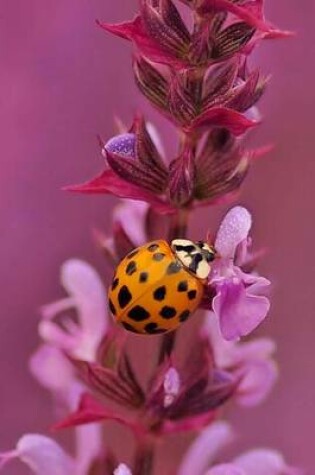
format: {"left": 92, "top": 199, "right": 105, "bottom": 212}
{"left": 111, "top": 278, "right": 119, "bottom": 290}
{"left": 126, "top": 249, "right": 139, "bottom": 259}
{"left": 179, "top": 310, "right": 190, "bottom": 322}
{"left": 122, "top": 321, "right": 139, "bottom": 333}
{"left": 153, "top": 286, "right": 166, "bottom": 301}
{"left": 166, "top": 261, "right": 182, "bottom": 275}
{"left": 188, "top": 290, "right": 197, "bottom": 300}
{"left": 148, "top": 243, "right": 159, "bottom": 252}
{"left": 160, "top": 306, "right": 177, "bottom": 319}
{"left": 177, "top": 280, "right": 188, "bottom": 292}
{"left": 128, "top": 305, "right": 150, "bottom": 321}
{"left": 126, "top": 261, "right": 137, "bottom": 276}
{"left": 153, "top": 252, "right": 165, "bottom": 261}
{"left": 139, "top": 272, "right": 149, "bottom": 283}
{"left": 144, "top": 322, "right": 166, "bottom": 334}
{"left": 109, "top": 299, "right": 116, "bottom": 316}
{"left": 118, "top": 285, "right": 132, "bottom": 309}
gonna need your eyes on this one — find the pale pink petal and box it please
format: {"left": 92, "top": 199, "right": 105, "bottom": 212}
{"left": 29, "top": 345, "right": 84, "bottom": 409}
{"left": 236, "top": 359, "right": 278, "bottom": 407}
{"left": 41, "top": 259, "right": 108, "bottom": 362}
{"left": 0, "top": 435, "right": 75, "bottom": 475}
{"left": 178, "top": 422, "right": 234, "bottom": 475}
{"left": 163, "top": 367, "right": 181, "bottom": 408}
{"left": 38, "top": 320, "right": 77, "bottom": 353}
{"left": 61, "top": 259, "right": 108, "bottom": 340}
{"left": 213, "top": 279, "right": 270, "bottom": 341}
{"left": 236, "top": 269, "right": 271, "bottom": 294}
{"left": 232, "top": 338, "right": 276, "bottom": 363}
{"left": 114, "top": 463, "right": 133, "bottom": 475}
{"left": 29, "top": 345, "right": 73, "bottom": 392}
{"left": 206, "top": 464, "right": 245, "bottom": 475}
{"left": 114, "top": 200, "right": 149, "bottom": 246}
{"left": 234, "top": 449, "right": 301, "bottom": 475}
{"left": 203, "top": 314, "right": 275, "bottom": 366}
{"left": 215, "top": 207, "right": 252, "bottom": 259}
{"left": 75, "top": 424, "right": 103, "bottom": 475}
{"left": 41, "top": 297, "right": 76, "bottom": 319}
{"left": 30, "top": 347, "right": 103, "bottom": 475}
{"left": 202, "top": 314, "right": 277, "bottom": 406}
{"left": 202, "top": 312, "right": 237, "bottom": 367}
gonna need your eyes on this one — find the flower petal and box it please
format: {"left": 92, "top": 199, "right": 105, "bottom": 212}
{"left": 202, "top": 313, "right": 276, "bottom": 367}
{"left": 29, "top": 345, "right": 84, "bottom": 409}
{"left": 215, "top": 207, "right": 252, "bottom": 259}
{"left": 236, "top": 359, "right": 278, "bottom": 407}
{"left": 234, "top": 449, "right": 301, "bottom": 475}
{"left": 0, "top": 435, "right": 75, "bottom": 475}
{"left": 113, "top": 200, "right": 149, "bottom": 247}
{"left": 233, "top": 338, "right": 276, "bottom": 362}
{"left": 206, "top": 464, "right": 245, "bottom": 475}
{"left": 213, "top": 278, "right": 270, "bottom": 340}
{"left": 202, "top": 312, "right": 237, "bottom": 367}
{"left": 40, "top": 259, "right": 108, "bottom": 362}
{"left": 178, "top": 422, "right": 234, "bottom": 475}
{"left": 75, "top": 424, "right": 103, "bottom": 475}
{"left": 105, "top": 133, "right": 136, "bottom": 157}
{"left": 114, "top": 463, "right": 133, "bottom": 475}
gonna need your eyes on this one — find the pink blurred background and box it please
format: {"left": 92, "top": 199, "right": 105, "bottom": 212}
{"left": 0, "top": 0, "right": 313, "bottom": 473}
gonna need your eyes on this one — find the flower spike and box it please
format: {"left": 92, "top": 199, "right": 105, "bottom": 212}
{"left": 10, "top": 1, "right": 300, "bottom": 475}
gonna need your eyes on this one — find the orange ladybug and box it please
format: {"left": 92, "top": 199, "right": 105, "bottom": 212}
{"left": 108, "top": 239, "right": 216, "bottom": 334}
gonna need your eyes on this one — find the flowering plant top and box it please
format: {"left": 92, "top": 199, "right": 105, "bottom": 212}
{"left": 0, "top": 1, "right": 300, "bottom": 475}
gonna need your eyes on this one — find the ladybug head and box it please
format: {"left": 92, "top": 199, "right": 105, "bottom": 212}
{"left": 171, "top": 239, "right": 217, "bottom": 280}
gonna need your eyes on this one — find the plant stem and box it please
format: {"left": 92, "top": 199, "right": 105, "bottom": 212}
{"left": 134, "top": 438, "right": 155, "bottom": 475}
{"left": 158, "top": 331, "right": 176, "bottom": 364}
{"left": 168, "top": 207, "right": 189, "bottom": 241}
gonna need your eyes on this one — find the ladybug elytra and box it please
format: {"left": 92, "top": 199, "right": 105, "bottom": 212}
{"left": 108, "top": 239, "right": 216, "bottom": 335}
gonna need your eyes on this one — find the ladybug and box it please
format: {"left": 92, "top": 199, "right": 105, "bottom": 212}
{"left": 108, "top": 239, "right": 216, "bottom": 335}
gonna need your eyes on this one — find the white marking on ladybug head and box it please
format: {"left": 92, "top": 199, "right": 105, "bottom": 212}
{"left": 171, "top": 239, "right": 216, "bottom": 279}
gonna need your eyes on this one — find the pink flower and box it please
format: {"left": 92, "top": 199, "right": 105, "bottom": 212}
{"left": 178, "top": 421, "right": 301, "bottom": 475}
{"left": 39, "top": 259, "right": 109, "bottom": 362}
{"left": 0, "top": 435, "right": 75, "bottom": 475}
{"left": 202, "top": 314, "right": 278, "bottom": 406}
{"left": 0, "top": 429, "right": 106, "bottom": 475}
{"left": 1, "top": 337, "right": 103, "bottom": 475}
{"left": 208, "top": 206, "right": 271, "bottom": 341}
